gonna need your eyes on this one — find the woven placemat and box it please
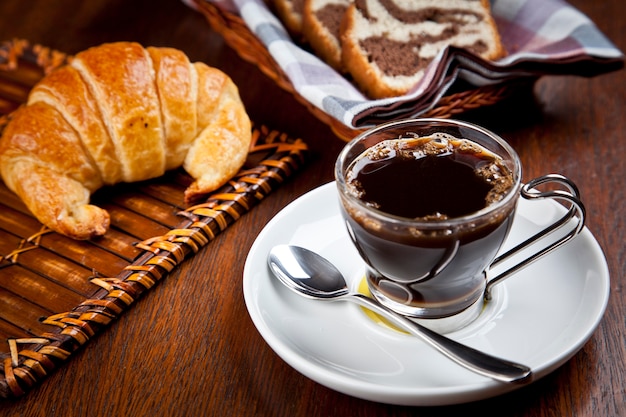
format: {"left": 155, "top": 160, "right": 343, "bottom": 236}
{"left": 0, "top": 39, "right": 310, "bottom": 399}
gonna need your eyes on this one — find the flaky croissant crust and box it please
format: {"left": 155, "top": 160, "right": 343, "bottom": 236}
{"left": 0, "top": 42, "right": 251, "bottom": 239}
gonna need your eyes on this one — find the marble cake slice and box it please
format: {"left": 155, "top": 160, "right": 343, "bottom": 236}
{"left": 340, "top": 0, "right": 506, "bottom": 98}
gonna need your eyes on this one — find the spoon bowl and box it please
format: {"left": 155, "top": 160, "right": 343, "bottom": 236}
{"left": 268, "top": 244, "right": 348, "bottom": 298}
{"left": 267, "top": 244, "right": 533, "bottom": 384}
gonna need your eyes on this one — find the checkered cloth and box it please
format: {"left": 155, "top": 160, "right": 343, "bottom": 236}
{"left": 188, "top": 0, "right": 623, "bottom": 129}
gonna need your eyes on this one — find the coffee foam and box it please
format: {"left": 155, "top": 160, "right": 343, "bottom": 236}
{"left": 346, "top": 132, "right": 515, "bottom": 218}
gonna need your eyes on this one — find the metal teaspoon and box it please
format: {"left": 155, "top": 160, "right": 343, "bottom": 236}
{"left": 267, "top": 244, "right": 533, "bottom": 384}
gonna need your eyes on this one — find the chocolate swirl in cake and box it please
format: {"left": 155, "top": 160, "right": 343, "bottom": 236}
{"left": 341, "top": 0, "right": 506, "bottom": 98}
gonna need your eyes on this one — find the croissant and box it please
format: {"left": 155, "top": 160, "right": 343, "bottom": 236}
{"left": 0, "top": 42, "right": 251, "bottom": 240}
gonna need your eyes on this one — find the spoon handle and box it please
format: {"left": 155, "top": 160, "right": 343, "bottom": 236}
{"left": 349, "top": 293, "right": 533, "bottom": 384}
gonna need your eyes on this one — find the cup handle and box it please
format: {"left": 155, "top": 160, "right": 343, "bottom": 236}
{"left": 484, "top": 174, "right": 586, "bottom": 300}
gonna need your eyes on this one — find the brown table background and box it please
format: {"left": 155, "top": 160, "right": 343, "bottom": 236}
{"left": 0, "top": 0, "right": 624, "bottom": 416}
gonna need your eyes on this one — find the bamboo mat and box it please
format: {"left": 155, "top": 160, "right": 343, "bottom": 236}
{"left": 0, "top": 39, "right": 310, "bottom": 399}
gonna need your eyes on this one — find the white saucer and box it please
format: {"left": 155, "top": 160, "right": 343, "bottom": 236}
{"left": 242, "top": 182, "right": 610, "bottom": 406}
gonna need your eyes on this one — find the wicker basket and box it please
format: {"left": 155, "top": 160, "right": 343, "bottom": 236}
{"left": 193, "top": 0, "right": 529, "bottom": 141}
{"left": 0, "top": 39, "right": 310, "bottom": 399}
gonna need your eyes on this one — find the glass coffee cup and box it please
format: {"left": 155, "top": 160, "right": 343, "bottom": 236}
{"left": 335, "top": 119, "right": 585, "bottom": 332}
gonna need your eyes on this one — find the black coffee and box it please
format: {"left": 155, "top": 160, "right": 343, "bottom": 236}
{"left": 345, "top": 133, "right": 514, "bottom": 221}
{"left": 341, "top": 133, "right": 517, "bottom": 314}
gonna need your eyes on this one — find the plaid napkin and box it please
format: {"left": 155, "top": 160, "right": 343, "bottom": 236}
{"left": 188, "top": 0, "right": 623, "bottom": 129}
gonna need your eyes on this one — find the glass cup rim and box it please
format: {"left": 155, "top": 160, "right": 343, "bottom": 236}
{"left": 334, "top": 118, "right": 523, "bottom": 228}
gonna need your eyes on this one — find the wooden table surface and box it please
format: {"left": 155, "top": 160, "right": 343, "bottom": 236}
{"left": 0, "top": 0, "right": 624, "bottom": 416}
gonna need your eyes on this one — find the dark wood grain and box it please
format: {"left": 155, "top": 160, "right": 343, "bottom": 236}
{"left": 0, "top": 0, "right": 624, "bottom": 415}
